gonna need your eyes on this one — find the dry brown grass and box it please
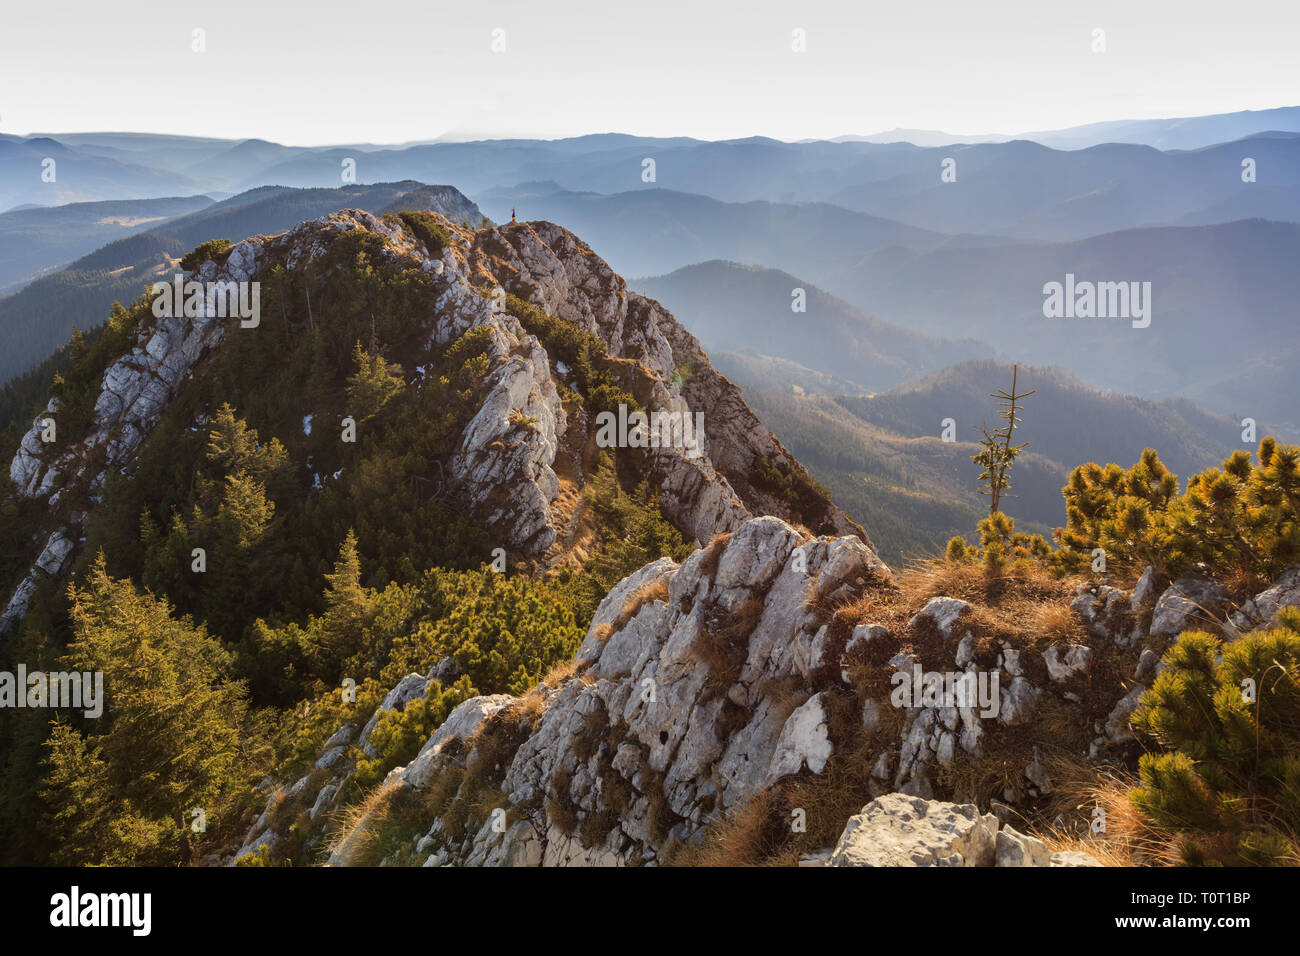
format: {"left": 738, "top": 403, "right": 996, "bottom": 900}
{"left": 661, "top": 549, "right": 1242, "bottom": 869}
{"left": 516, "top": 687, "right": 551, "bottom": 722}
{"left": 323, "top": 777, "right": 408, "bottom": 867}
{"left": 1220, "top": 564, "right": 1270, "bottom": 602}
{"left": 693, "top": 594, "right": 765, "bottom": 696}
{"left": 697, "top": 531, "right": 733, "bottom": 582}
{"left": 620, "top": 577, "right": 670, "bottom": 625}
{"left": 1032, "top": 765, "right": 1168, "bottom": 867}
{"left": 1028, "top": 600, "right": 1087, "bottom": 644}
{"left": 666, "top": 789, "right": 799, "bottom": 867}
{"left": 539, "top": 659, "right": 578, "bottom": 688}
{"left": 592, "top": 577, "right": 671, "bottom": 645}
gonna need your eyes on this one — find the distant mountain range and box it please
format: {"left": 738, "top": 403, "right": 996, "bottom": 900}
{"left": 5, "top": 108, "right": 1298, "bottom": 238}
{"left": 833, "top": 105, "right": 1300, "bottom": 151}
{"left": 0, "top": 195, "right": 214, "bottom": 293}
{"left": 823, "top": 218, "right": 1300, "bottom": 432}
{"left": 635, "top": 260, "right": 989, "bottom": 392}
{"left": 0, "top": 182, "right": 484, "bottom": 386}
{"left": 491, "top": 188, "right": 1299, "bottom": 431}
{"left": 735, "top": 359, "right": 1264, "bottom": 560}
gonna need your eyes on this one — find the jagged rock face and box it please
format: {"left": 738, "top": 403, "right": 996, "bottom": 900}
{"left": 249, "top": 543, "right": 1300, "bottom": 867}
{"left": 3, "top": 204, "right": 864, "bottom": 632}
{"left": 466, "top": 221, "right": 865, "bottom": 546}
{"left": 1, "top": 237, "right": 264, "bottom": 631}
{"left": 320, "top": 515, "right": 889, "bottom": 867}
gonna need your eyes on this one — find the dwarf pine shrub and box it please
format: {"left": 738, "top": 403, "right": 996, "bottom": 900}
{"left": 1128, "top": 607, "right": 1300, "bottom": 865}
{"left": 1049, "top": 439, "right": 1300, "bottom": 581}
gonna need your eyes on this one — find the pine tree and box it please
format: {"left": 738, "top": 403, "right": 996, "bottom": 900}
{"left": 971, "top": 364, "right": 1035, "bottom": 517}
{"left": 39, "top": 555, "right": 265, "bottom": 865}
{"left": 345, "top": 341, "right": 404, "bottom": 422}
{"left": 1128, "top": 607, "right": 1300, "bottom": 865}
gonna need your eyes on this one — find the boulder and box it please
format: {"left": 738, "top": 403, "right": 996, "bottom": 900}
{"left": 995, "top": 826, "right": 1051, "bottom": 867}
{"left": 828, "top": 793, "right": 998, "bottom": 867}
{"left": 1105, "top": 685, "right": 1147, "bottom": 744}
{"left": 1043, "top": 643, "right": 1092, "bottom": 683}
{"left": 1225, "top": 566, "right": 1300, "bottom": 638}
{"left": 1150, "top": 577, "right": 1229, "bottom": 638}
{"left": 908, "top": 597, "right": 972, "bottom": 640}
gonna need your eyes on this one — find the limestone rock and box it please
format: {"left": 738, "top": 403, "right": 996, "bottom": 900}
{"left": 1150, "top": 577, "right": 1229, "bottom": 638}
{"left": 1043, "top": 643, "right": 1092, "bottom": 683}
{"left": 764, "top": 692, "right": 833, "bottom": 786}
{"left": 828, "top": 794, "right": 998, "bottom": 867}
{"left": 1225, "top": 566, "right": 1300, "bottom": 638}
{"left": 1105, "top": 685, "right": 1147, "bottom": 744}
{"left": 995, "top": 826, "right": 1051, "bottom": 867}
{"left": 1130, "top": 566, "right": 1163, "bottom": 611}
{"left": 1050, "top": 849, "right": 1104, "bottom": 867}
{"left": 908, "top": 596, "right": 972, "bottom": 639}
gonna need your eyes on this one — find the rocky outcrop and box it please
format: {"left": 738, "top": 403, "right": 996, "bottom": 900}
{"left": 3, "top": 203, "right": 864, "bottom": 633}
{"left": 1224, "top": 566, "right": 1300, "bottom": 638}
{"left": 294, "top": 515, "right": 1181, "bottom": 867}
{"left": 309, "top": 515, "right": 888, "bottom": 866}
{"left": 234, "top": 529, "right": 1300, "bottom": 867}
{"left": 1149, "top": 576, "right": 1229, "bottom": 638}
{"left": 829, "top": 794, "right": 998, "bottom": 867}
{"left": 1, "top": 236, "right": 264, "bottom": 632}
{"left": 465, "top": 220, "right": 864, "bottom": 546}
{"left": 827, "top": 794, "right": 1099, "bottom": 868}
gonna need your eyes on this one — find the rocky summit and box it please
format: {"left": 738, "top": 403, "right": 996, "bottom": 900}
{"left": 2, "top": 204, "right": 860, "bottom": 633}
{"left": 4, "top": 188, "right": 1300, "bottom": 874}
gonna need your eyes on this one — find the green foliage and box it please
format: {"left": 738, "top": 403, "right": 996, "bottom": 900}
{"left": 86, "top": 265, "right": 499, "bottom": 651}
{"left": 350, "top": 676, "right": 474, "bottom": 794}
{"left": 1050, "top": 439, "right": 1300, "bottom": 580}
{"left": 270, "top": 677, "right": 381, "bottom": 779}
{"left": 1129, "top": 607, "right": 1300, "bottom": 866}
{"left": 395, "top": 211, "right": 455, "bottom": 256}
{"left": 944, "top": 510, "right": 1051, "bottom": 573}
{"left": 233, "top": 842, "right": 289, "bottom": 867}
{"left": 503, "top": 292, "right": 638, "bottom": 415}
{"left": 179, "top": 238, "right": 233, "bottom": 272}
{"left": 5, "top": 220, "right": 711, "bottom": 866}
{"left": 753, "top": 453, "right": 832, "bottom": 525}
{"left": 38, "top": 555, "right": 266, "bottom": 865}
{"left": 47, "top": 296, "right": 152, "bottom": 448}
{"left": 345, "top": 341, "right": 405, "bottom": 422}
{"left": 385, "top": 569, "right": 585, "bottom": 696}
{"left": 551, "top": 454, "right": 695, "bottom": 622}
{"left": 945, "top": 535, "right": 975, "bottom": 563}
{"left": 0, "top": 232, "right": 186, "bottom": 390}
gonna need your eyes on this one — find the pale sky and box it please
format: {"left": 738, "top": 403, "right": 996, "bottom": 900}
{"left": 2, "top": 0, "right": 1297, "bottom": 144}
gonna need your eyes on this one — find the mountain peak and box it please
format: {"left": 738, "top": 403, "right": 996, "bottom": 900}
{"left": 2, "top": 201, "right": 863, "bottom": 632}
